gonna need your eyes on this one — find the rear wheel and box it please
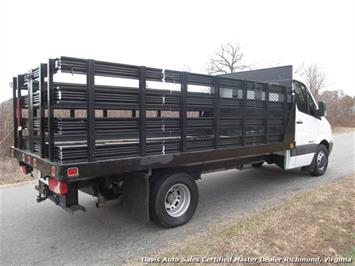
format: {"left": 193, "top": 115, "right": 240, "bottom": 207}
{"left": 149, "top": 172, "right": 198, "bottom": 228}
{"left": 309, "top": 144, "right": 328, "bottom": 176}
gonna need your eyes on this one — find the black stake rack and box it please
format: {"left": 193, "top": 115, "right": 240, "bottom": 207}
{"left": 13, "top": 56, "right": 293, "bottom": 166}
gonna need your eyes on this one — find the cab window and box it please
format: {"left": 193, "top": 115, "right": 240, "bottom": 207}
{"left": 304, "top": 87, "right": 317, "bottom": 116}
{"left": 293, "top": 82, "right": 308, "bottom": 114}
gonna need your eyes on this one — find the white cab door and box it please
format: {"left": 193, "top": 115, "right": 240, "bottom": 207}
{"left": 291, "top": 81, "right": 320, "bottom": 168}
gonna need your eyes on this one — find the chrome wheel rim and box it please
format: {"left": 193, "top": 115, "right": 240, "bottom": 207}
{"left": 165, "top": 183, "right": 191, "bottom": 217}
{"left": 317, "top": 151, "right": 327, "bottom": 171}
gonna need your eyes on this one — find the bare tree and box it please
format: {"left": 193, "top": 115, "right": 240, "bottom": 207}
{"left": 304, "top": 64, "right": 325, "bottom": 101}
{"left": 207, "top": 42, "right": 250, "bottom": 74}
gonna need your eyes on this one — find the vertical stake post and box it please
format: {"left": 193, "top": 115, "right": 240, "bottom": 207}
{"left": 214, "top": 77, "right": 220, "bottom": 149}
{"left": 102, "top": 109, "right": 107, "bottom": 118}
{"left": 180, "top": 72, "right": 187, "bottom": 152}
{"left": 241, "top": 80, "right": 248, "bottom": 146}
{"left": 283, "top": 86, "right": 289, "bottom": 140}
{"left": 47, "top": 60, "right": 55, "bottom": 161}
{"left": 264, "top": 84, "right": 270, "bottom": 144}
{"left": 139, "top": 66, "right": 146, "bottom": 156}
{"left": 17, "top": 75, "right": 23, "bottom": 150}
{"left": 39, "top": 64, "right": 47, "bottom": 157}
{"left": 12, "top": 77, "right": 18, "bottom": 148}
{"left": 86, "top": 59, "right": 96, "bottom": 161}
{"left": 28, "top": 71, "right": 34, "bottom": 152}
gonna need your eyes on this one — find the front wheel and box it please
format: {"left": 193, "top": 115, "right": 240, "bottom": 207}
{"left": 309, "top": 144, "right": 329, "bottom": 176}
{"left": 150, "top": 172, "right": 198, "bottom": 228}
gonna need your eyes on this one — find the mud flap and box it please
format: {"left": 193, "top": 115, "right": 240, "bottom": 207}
{"left": 122, "top": 172, "right": 150, "bottom": 223}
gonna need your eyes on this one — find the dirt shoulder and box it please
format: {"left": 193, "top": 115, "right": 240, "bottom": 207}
{"left": 148, "top": 176, "right": 354, "bottom": 265}
{"left": 0, "top": 158, "right": 34, "bottom": 185}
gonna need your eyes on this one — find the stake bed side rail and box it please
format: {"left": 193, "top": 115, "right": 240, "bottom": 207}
{"left": 12, "top": 56, "right": 295, "bottom": 181}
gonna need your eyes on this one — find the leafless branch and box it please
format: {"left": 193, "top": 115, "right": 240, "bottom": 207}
{"left": 303, "top": 64, "right": 325, "bottom": 101}
{"left": 207, "top": 42, "right": 251, "bottom": 74}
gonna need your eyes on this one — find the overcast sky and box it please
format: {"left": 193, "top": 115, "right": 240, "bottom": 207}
{"left": 1, "top": 0, "right": 354, "bottom": 102}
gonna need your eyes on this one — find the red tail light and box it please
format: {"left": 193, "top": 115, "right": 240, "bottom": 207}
{"left": 48, "top": 178, "right": 68, "bottom": 195}
{"left": 67, "top": 167, "right": 79, "bottom": 177}
{"left": 20, "top": 165, "right": 29, "bottom": 175}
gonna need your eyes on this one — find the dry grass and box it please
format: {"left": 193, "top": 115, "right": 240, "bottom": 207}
{"left": 148, "top": 176, "right": 355, "bottom": 265}
{"left": 0, "top": 158, "right": 34, "bottom": 185}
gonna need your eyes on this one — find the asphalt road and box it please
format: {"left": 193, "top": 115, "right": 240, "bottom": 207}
{"left": 1, "top": 132, "right": 354, "bottom": 265}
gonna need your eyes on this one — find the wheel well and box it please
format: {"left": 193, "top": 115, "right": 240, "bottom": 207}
{"left": 150, "top": 168, "right": 201, "bottom": 185}
{"left": 320, "top": 140, "right": 329, "bottom": 151}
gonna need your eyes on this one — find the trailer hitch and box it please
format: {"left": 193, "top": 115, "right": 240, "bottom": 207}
{"left": 36, "top": 192, "right": 48, "bottom": 203}
{"left": 35, "top": 183, "right": 49, "bottom": 203}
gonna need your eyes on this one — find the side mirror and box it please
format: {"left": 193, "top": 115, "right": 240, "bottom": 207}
{"left": 316, "top": 101, "right": 326, "bottom": 117}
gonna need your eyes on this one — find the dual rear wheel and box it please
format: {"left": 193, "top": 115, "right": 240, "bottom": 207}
{"left": 149, "top": 172, "right": 198, "bottom": 228}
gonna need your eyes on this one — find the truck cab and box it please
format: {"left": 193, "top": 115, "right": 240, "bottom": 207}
{"left": 286, "top": 79, "right": 332, "bottom": 173}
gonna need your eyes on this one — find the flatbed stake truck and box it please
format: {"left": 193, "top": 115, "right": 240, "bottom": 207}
{"left": 11, "top": 57, "right": 332, "bottom": 227}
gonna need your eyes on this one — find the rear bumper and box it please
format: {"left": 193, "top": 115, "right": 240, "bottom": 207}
{"left": 11, "top": 147, "right": 91, "bottom": 182}
{"left": 35, "top": 178, "right": 85, "bottom": 213}
{"left": 11, "top": 147, "right": 85, "bottom": 213}
{"left": 12, "top": 147, "right": 57, "bottom": 179}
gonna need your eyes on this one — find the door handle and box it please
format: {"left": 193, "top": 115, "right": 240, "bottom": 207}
{"left": 296, "top": 120, "right": 303, "bottom": 124}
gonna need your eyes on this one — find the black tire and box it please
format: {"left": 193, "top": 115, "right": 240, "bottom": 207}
{"left": 252, "top": 162, "right": 264, "bottom": 168}
{"left": 309, "top": 144, "right": 329, "bottom": 176}
{"left": 149, "top": 172, "right": 198, "bottom": 228}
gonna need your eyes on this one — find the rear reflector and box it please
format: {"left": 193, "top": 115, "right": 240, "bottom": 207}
{"left": 20, "top": 165, "right": 29, "bottom": 175}
{"left": 48, "top": 178, "right": 68, "bottom": 195}
{"left": 67, "top": 167, "right": 79, "bottom": 177}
